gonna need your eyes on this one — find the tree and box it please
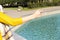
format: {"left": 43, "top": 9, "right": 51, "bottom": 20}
{"left": 0, "top": 0, "right": 60, "bottom": 8}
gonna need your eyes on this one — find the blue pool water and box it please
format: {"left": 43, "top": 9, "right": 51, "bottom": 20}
{"left": 15, "top": 13, "right": 60, "bottom": 40}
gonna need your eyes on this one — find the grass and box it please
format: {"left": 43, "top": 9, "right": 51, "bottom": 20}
{"left": 4, "top": 6, "right": 54, "bottom": 11}
{"left": 4, "top": 7, "right": 40, "bottom": 11}
{"left": 4, "top": 7, "right": 18, "bottom": 10}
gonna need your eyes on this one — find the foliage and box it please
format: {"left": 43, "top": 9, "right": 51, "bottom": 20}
{"left": 0, "top": 0, "right": 60, "bottom": 8}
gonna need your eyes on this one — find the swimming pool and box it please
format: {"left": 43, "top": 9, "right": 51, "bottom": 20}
{"left": 15, "top": 13, "right": 60, "bottom": 40}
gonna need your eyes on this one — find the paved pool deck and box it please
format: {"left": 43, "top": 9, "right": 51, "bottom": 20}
{"left": 9, "top": 10, "right": 60, "bottom": 32}
{"left": 6, "top": 6, "right": 60, "bottom": 32}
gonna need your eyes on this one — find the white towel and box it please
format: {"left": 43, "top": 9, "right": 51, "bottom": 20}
{"left": 0, "top": 5, "right": 3, "bottom": 12}
{"left": 0, "top": 23, "right": 14, "bottom": 40}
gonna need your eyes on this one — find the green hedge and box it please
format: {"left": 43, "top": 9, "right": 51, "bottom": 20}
{"left": 27, "top": 2, "right": 60, "bottom": 8}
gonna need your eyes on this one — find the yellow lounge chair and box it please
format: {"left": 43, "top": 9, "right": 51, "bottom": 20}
{"left": 0, "top": 31, "right": 2, "bottom": 40}
{"left": 0, "top": 12, "right": 23, "bottom": 26}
